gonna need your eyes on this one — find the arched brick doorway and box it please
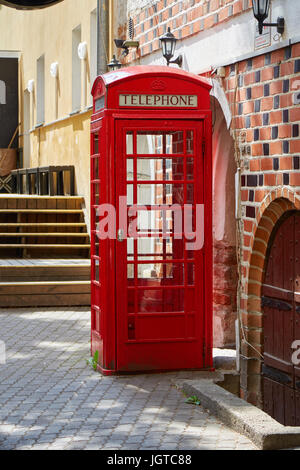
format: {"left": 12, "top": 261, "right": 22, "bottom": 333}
{"left": 242, "top": 194, "right": 300, "bottom": 407}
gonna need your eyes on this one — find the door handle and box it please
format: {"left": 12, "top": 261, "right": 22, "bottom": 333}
{"left": 117, "top": 228, "right": 125, "bottom": 242}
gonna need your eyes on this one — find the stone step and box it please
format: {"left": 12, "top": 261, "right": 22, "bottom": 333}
{"left": 0, "top": 209, "right": 84, "bottom": 213}
{"left": 0, "top": 233, "right": 89, "bottom": 237}
{"left": 0, "top": 223, "right": 87, "bottom": 227}
{"left": 0, "top": 244, "right": 91, "bottom": 249}
{"left": 0, "top": 263, "right": 90, "bottom": 282}
{"left": 0, "top": 280, "right": 91, "bottom": 307}
{"left": 0, "top": 195, "right": 91, "bottom": 305}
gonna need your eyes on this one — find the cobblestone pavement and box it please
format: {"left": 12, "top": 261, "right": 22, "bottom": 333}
{"left": 0, "top": 308, "right": 257, "bottom": 450}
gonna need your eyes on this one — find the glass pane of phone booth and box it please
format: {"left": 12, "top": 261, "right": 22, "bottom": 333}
{"left": 122, "top": 126, "right": 201, "bottom": 348}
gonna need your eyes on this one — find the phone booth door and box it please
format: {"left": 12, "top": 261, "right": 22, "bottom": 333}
{"left": 115, "top": 119, "right": 206, "bottom": 371}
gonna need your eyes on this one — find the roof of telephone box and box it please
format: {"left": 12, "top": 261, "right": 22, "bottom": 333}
{"left": 92, "top": 65, "right": 211, "bottom": 94}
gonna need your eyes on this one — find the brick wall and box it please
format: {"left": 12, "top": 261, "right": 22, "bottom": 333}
{"left": 223, "top": 43, "right": 300, "bottom": 406}
{"left": 213, "top": 241, "right": 237, "bottom": 347}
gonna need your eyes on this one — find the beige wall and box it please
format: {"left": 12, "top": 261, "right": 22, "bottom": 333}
{"left": 0, "top": 0, "right": 128, "bottom": 229}
{"left": 30, "top": 110, "right": 92, "bottom": 226}
{"left": 0, "top": 0, "right": 97, "bottom": 230}
{"left": 0, "top": 0, "right": 97, "bottom": 120}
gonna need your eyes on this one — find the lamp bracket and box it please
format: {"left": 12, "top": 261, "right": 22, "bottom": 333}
{"left": 122, "top": 40, "right": 139, "bottom": 49}
{"left": 168, "top": 55, "right": 183, "bottom": 68}
{"left": 259, "top": 16, "right": 285, "bottom": 35}
{"left": 114, "top": 38, "right": 139, "bottom": 57}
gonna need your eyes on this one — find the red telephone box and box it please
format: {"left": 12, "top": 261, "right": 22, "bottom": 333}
{"left": 91, "top": 66, "right": 212, "bottom": 374}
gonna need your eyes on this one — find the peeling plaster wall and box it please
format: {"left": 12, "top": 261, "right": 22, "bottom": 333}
{"left": 212, "top": 99, "right": 237, "bottom": 347}
{"left": 127, "top": 0, "right": 150, "bottom": 15}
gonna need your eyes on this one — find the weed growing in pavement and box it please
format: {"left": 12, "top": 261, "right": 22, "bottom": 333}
{"left": 185, "top": 395, "right": 201, "bottom": 406}
{"left": 86, "top": 350, "right": 99, "bottom": 371}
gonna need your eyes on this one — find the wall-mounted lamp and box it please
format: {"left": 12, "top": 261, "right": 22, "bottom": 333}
{"left": 252, "top": 0, "right": 284, "bottom": 35}
{"left": 114, "top": 38, "right": 139, "bottom": 57}
{"left": 114, "top": 39, "right": 129, "bottom": 56}
{"left": 114, "top": 17, "right": 139, "bottom": 57}
{"left": 78, "top": 41, "right": 88, "bottom": 61}
{"left": 159, "top": 27, "right": 182, "bottom": 67}
{"left": 107, "top": 55, "right": 122, "bottom": 71}
{"left": 78, "top": 42, "right": 88, "bottom": 109}
{"left": 27, "top": 79, "right": 34, "bottom": 93}
{"left": 27, "top": 79, "right": 35, "bottom": 128}
{"left": 50, "top": 62, "right": 59, "bottom": 78}
{"left": 50, "top": 63, "right": 59, "bottom": 119}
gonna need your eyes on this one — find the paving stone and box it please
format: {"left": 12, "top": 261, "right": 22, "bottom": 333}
{"left": 0, "top": 308, "right": 259, "bottom": 451}
{"left": 31, "top": 444, "right": 50, "bottom": 450}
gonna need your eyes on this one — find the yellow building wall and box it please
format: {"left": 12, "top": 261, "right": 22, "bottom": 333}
{"left": 0, "top": 0, "right": 99, "bottom": 229}
{"left": 0, "top": 0, "right": 98, "bottom": 117}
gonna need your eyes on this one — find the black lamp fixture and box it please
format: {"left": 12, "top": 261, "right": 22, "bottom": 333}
{"left": 252, "top": 0, "right": 284, "bottom": 35}
{"left": 159, "top": 27, "right": 183, "bottom": 67}
{"left": 107, "top": 55, "right": 122, "bottom": 71}
{"left": 114, "top": 17, "right": 140, "bottom": 57}
{"left": 114, "top": 39, "right": 129, "bottom": 57}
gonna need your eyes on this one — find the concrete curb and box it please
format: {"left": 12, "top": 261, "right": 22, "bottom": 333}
{"left": 174, "top": 378, "right": 300, "bottom": 450}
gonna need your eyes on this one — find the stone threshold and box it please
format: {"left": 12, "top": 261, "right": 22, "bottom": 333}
{"left": 174, "top": 375, "right": 300, "bottom": 450}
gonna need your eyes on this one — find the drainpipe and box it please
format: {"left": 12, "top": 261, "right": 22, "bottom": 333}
{"left": 97, "top": 0, "right": 109, "bottom": 76}
{"left": 109, "top": 0, "right": 113, "bottom": 62}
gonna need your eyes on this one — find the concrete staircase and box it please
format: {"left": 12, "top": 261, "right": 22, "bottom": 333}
{"left": 0, "top": 195, "right": 91, "bottom": 307}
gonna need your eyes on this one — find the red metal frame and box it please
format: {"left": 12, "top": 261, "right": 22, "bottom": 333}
{"left": 90, "top": 66, "right": 213, "bottom": 374}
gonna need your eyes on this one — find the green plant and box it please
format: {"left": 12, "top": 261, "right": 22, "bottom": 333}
{"left": 86, "top": 350, "right": 99, "bottom": 371}
{"left": 185, "top": 395, "right": 201, "bottom": 406}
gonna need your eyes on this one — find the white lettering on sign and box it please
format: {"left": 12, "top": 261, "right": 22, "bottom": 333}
{"left": 119, "top": 94, "right": 198, "bottom": 108}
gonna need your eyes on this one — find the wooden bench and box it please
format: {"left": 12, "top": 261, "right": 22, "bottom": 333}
{"left": 11, "top": 166, "right": 75, "bottom": 196}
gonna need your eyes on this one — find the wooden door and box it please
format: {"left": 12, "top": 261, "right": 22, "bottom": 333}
{"left": 262, "top": 211, "right": 300, "bottom": 426}
{"left": 115, "top": 119, "right": 209, "bottom": 372}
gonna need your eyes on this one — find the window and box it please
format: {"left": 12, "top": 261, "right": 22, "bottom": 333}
{"left": 36, "top": 55, "right": 45, "bottom": 125}
{"left": 72, "top": 25, "right": 81, "bottom": 113}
